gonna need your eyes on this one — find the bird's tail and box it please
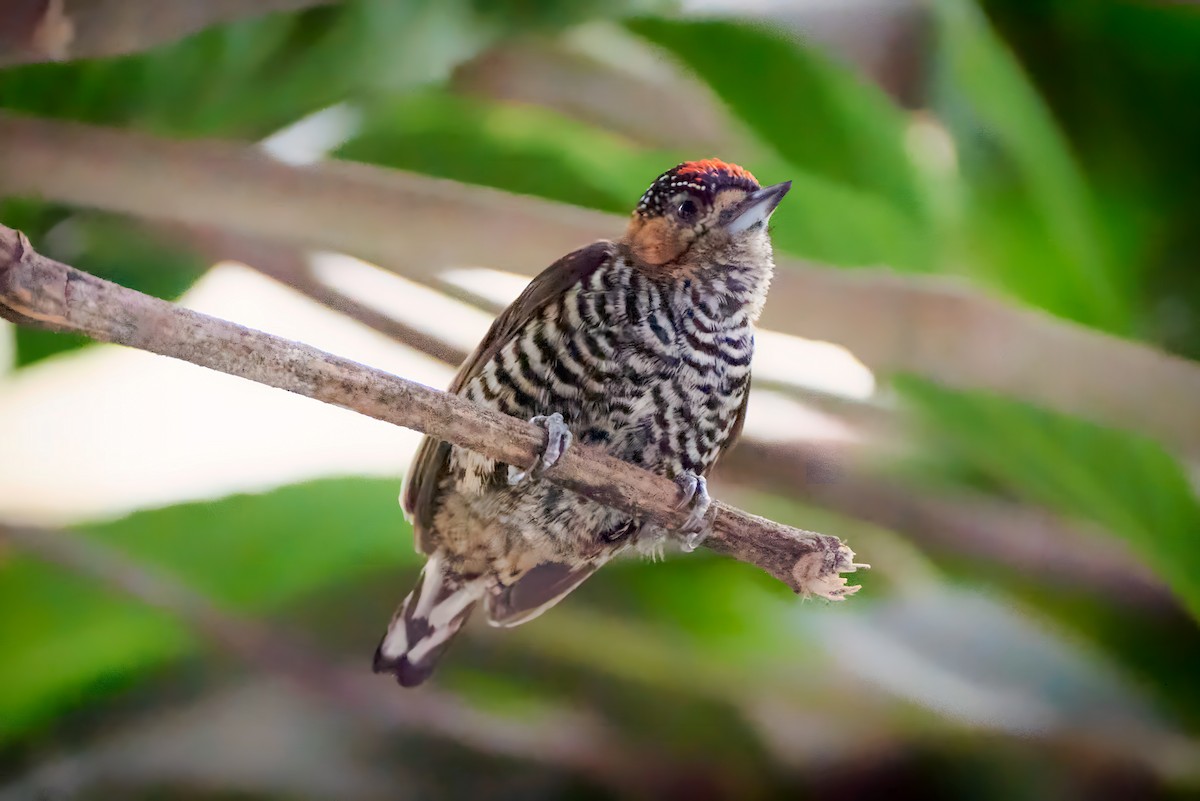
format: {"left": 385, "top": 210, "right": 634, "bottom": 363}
{"left": 373, "top": 552, "right": 480, "bottom": 687}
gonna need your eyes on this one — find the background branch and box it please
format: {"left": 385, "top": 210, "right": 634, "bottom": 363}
{"left": 0, "top": 223, "right": 863, "bottom": 597}
{"left": 1, "top": 112, "right": 1196, "bottom": 453}
{"left": 174, "top": 224, "right": 470, "bottom": 366}
{"left": 714, "top": 441, "right": 1174, "bottom": 609}
{"left": 0, "top": 522, "right": 648, "bottom": 785}
{"left": 0, "top": 0, "right": 340, "bottom": 67}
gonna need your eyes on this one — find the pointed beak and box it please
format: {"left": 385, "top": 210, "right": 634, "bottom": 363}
{"left": 724, "top": 180, "right": 791, "bottom": 235}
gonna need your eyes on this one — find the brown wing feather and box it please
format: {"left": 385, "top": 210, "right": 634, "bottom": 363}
{"left": 486, "top": 561, "right": 601, "bottom": 627}
{"left": 401, "top": 240, "right": 616, "bottom": 553}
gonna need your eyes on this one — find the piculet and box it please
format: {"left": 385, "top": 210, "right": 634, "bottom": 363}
{"left": 374, "top": 160, "right": 791, "bottom": 686}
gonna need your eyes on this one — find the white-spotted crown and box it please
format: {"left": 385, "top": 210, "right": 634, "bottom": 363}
{"left": 635, "top": 159, "right": 760, "bottom": 218}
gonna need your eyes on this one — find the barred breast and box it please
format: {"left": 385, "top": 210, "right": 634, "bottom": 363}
{"left": 429, "top": 253, "right": 764, "bottom": 581}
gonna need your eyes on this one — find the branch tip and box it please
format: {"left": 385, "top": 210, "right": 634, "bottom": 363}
{"left": 792, "top": 538, "right": 864, "bottom": 600}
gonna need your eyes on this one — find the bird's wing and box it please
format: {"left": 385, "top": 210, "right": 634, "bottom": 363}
{"left": 401, "top": 240, "right": 616, "bottom": 553}
{"left": 485, "top": 560, "right": 603, "bottom": 627}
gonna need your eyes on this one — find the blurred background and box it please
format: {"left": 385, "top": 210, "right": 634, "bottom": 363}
{"left": 1, "top": 0, "right": 1199, "bottom": 798}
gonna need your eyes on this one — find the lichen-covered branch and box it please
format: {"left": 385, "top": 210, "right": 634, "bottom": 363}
{"left": 0, "top": 223, "right": 863, "bottom": 597}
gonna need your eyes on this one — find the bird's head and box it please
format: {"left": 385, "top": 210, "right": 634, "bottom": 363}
{"left": 624, "top": 159, "right": 790, "bottom": 276}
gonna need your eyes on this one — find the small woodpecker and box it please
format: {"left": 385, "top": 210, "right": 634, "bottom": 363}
{"left": 374, "top": 160, "right": 791, "bottom": 686}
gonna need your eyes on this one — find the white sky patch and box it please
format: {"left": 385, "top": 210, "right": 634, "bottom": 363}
{"left": 753, "top": 330, "right": 875, "bottom": 400}
{"left": 258, "top": 104, "right": 361, "bottom": 166}
{"left": 739, "top": 389, "right": 862, "bottom": 445}
{"left": 439, "top": 266, "right": 528, "bottom": 306}
{"left": 0, "top": 263, "right": 452, "bottom": 526}
{"left": 309, "top": 252, "right": 495, "bottom": 353}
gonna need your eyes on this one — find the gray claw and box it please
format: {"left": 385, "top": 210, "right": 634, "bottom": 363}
{"left": 674, "top": 472, "right": 712, "bottom": 552}
{"left": 508, "top": 412, "right": 573, "bottom": 485}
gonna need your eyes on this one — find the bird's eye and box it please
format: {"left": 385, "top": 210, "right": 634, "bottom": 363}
{"left": 676, "top": 199, "right": 698, "bottom": 221}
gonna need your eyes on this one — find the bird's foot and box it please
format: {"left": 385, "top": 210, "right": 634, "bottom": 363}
{"left": 508, "top": 412, "right": 573, "bottom": 485}
{"left": 673, "top": 471, "right": 712, "bottom": 552}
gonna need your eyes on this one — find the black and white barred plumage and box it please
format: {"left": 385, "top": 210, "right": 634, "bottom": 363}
{"left": 375, "top": 160, "right": 790, "bottom": 686}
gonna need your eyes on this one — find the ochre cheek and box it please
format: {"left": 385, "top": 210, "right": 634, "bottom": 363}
{"left": 627, "top": 217, "right": 688, "bottom": 266}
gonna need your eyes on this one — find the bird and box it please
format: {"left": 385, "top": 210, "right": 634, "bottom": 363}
{"left": 374, "top": 159, "right": 791, "bottom": 687}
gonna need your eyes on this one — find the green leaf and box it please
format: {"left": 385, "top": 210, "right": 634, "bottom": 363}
{"left": 899, "top": 377, "right": 1200, "bottom": 622}
{"left": 0, "top": 0, "right": 658, "bottom": 143}
{"left": 342, "top": 91, "right": 931, "bottom": 268}
{"left": 766, "top": 169, "right": 936, "bottom": 270}
{"left": 930, "top": 547, "right": 1200, "bottom": 731}
{"left": 0, "top": 477, "right": 414, "bottom": 742}
{"left": 626, "top": 15, "right": 934, "bottom": 267}
{"left": 930, "top": 0, "right": 1130, "bottom": 331}
{"left": 339, "top": 92, "right": 655, "bottom": 214}
{"left": 0, "top": 1, "right": 494, "bottom": 139}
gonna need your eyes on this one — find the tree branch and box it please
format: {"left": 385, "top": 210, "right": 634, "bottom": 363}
{"left": 0, "top": 223, "right": 863, "bottom": 597}
{"left": 196, "top": 230, "right": 1166, "bottom": 610}
{"left": 1, "top": 112, "right": 1196, "bottom": 453}
{"left": 451, "top": 39, "right": 739, "bottom": 152}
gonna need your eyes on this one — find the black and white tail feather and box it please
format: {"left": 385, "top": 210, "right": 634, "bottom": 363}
{"left": 373, "top": 551, "right": 608, "bottom": 686}
{"left": 372, "top": 552, "right": 482, "bottom": 687}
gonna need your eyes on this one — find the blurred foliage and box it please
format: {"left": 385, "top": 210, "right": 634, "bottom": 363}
{"left": 0, "top": 0, "right": 653, "bottom": 366}
{"left": 338, "top": 91, "right": 662, "bottom": 214}
{"left": 626, "top": 16, "right": 936, "bottom": 271}
{"left": 0, "top": 478, "right": 411, "bottom": 743}
{"left": 899, "top": 377, "right": 1200, "bottom": 621}
{"left": 2, "top": 0, "right": 1200, "bottom": 798}
{"left": 980, "top": 0, "right": 1200, "bottom": 356}
{"left": 1, "top": 1, "right": 505, "bottom": 136}
{"left": 931, "top": 0, "right": 1129, "bottom": 333}
{"left": 338, "top": 91, "right": 928, "bottom": 268}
